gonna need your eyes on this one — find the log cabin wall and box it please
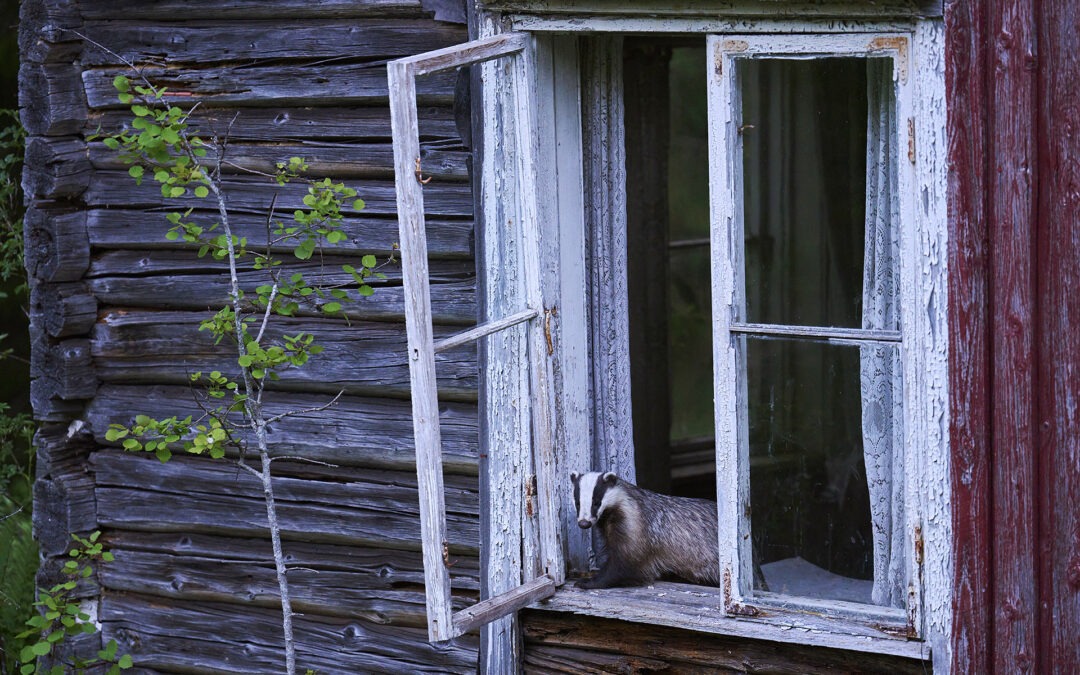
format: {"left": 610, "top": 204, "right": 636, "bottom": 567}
{"left": 20, "top": 0, "right": 482, "bottom": 671}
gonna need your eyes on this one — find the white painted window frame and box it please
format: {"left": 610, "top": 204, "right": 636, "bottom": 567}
{"left": 708, "top": 30, "right": 918, "bottom": 628}
{"left": 391, "top": 8, "right": 949, "bottom": 669}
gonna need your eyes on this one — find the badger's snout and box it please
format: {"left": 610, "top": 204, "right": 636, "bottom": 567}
{"left": 577, "top": 519, "right": 593, "bottom": 529}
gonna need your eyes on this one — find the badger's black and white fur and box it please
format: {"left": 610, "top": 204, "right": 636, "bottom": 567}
{"left": 570, "top": 471, "right": 720, "bottom": 589}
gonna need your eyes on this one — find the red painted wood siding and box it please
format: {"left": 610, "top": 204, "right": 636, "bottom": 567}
{"left": 947, "top": 0, "right": 1080, "bottom": 671}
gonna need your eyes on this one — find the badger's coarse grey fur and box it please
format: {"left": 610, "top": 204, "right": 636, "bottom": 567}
{"left": 570, "top": 471, "right": 720, "bottom": 589}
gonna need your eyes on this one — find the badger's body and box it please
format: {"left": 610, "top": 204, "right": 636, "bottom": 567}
{"left": 570, "top": 471, "right": 720, "bottom": 589}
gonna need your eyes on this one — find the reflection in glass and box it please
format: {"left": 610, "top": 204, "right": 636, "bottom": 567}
{"left": 741, "top": 58, "right": 871, "bottom": 328}
{"left": 743, "top": 336, "right": 903, "bottom": 608}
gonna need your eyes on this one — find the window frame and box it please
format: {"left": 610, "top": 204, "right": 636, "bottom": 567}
{"left": 391, "top": 8, "right": 948, "bottom": 668}
{"left": 708, "top": 32, "right": 919, "bottom": 628}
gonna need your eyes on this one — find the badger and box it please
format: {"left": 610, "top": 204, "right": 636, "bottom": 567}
{"left": 570, "top": 471, "right": 720, "bottom": 589}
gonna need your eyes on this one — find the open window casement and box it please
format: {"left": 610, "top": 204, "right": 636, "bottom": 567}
{"left": 708, "top": 32, "right": 922, "bottom": 634}
{"left": 388, "top": 32, "right": 563, "bottom": 643}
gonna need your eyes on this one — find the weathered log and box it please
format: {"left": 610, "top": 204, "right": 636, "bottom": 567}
{"left": 31, "top": 281, "right": 97, "bottom": 338}
{"left": 90, "top": 105, "right": 461, "bottom": 144}
{"left": 32, "top": 474, "right": 98, "bottom": 557}
{"left": 102, "top": 530, "right": 481, "bottom": 590}
{"left": 80, "top": 0, "right": 432, "bottom": 21}
{"left": 89, "top": 310, "right": 478, "bottom": 398}
{"left": 99, "top": 548, "right": 477, "bottom": 628}
{"left": 101, "top": 594, "right": 480, "bottom": 674}
{"left": 85, "top": 209, "right": 474, "bottom": 260}
{"left": 83, "top": 171, "right": 474, "bottom": 218}
{"left": 18, "top": 0, "right": 83, "bottom": 65}
{"left": 521, "top": 610, "right": 930, "bottom": 674}
{"left": 77, "top": 19, "right": 465, "bottom": 66}
{"left": 22, "top": 135, "right": 91, "bottom": 200}
{"left": 82, "top": 62, "right": 457, "bottom": 110}
{"left": 17, "top": 62, "right": 87, "bottom": 136}
{"left": 23, "top": 207, "right": 89, "bottom": 282}
{"left": 86, "top": 384, "right": 480, "bottom": 474}
{"left": 86, "top": 250, "right": 476, "bottom": 324}
{"left": 91, "top": 452, "right": 481, "bottom": 551}
{"left": 29, "top": 321, "right": 97, "bottom": 415}
{"left": 33, "top": 418, "right": 96, "bottom": 478}
{"left": 87, "top": 139, "right": 469, "bottom": 182}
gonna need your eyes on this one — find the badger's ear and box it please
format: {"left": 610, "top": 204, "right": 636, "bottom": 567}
{"left": 601, "top": 472, "right": 617, "bottom": 485}
{"left": 570, "top": 471, "right": 580, "bottom": 483}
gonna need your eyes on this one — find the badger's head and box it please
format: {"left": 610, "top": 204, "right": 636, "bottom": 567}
{"left": 569, "top": 471, "right": 619, "bottom": 529}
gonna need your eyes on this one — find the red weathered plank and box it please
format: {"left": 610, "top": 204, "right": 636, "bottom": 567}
{"left": 1037, "top": 0, "right": 1080, "bottom": 670}
{"left": 945, "top": 0, "right": 992, "bottom": 670}
{"left": 989, "top": 1, "right": 1040, "bottom": 672}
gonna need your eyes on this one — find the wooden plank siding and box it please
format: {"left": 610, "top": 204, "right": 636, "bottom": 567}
{"left": 947, "top": 0, "right": 1080, "bottom": 672}
{"left": 20, "top": 0, "right": 480, "bottom": 671}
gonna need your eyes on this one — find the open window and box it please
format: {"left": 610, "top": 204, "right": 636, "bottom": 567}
{"left": 388, "top": 32, "right": 561, "bottom": 643}
{"left": 391, "top": 15, "right": 945, "bottom": 665}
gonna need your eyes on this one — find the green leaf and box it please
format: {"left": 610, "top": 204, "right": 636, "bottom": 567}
{"left": 361, "top": 254, "right": 377, "bottom": 268}
{"left": 103, "top": 137, "right": 120, "bottom": 150}
{"left": 32, "top": 641, "right": 52, "bottom": 657}
{"left": 322, "top": 302, "right": 342, "bottom": 314}
{"left": 118, "top": 654, "right": 134, "bottom": 669}
{"left": 352, "top": 198, "right": 365, "bottom": 211}
{"left": 131, "top": 105, "right": 150, "bottom": 117}
{"left": 358, "top": 285, "right": 374, "bottom": 297}
{"left": 113, "top": 75, "right": 131, "bottom": 93}
{"left": 128, "top": 165, "right": 144, "bottom": 180}
{"left": 238, "top": 355, "right": 253, "bottom": 367}
{"left": 194, "top": 186, "right": 209, "bottom": 198}
{"left": 169, "top": 186, "right": 185, "bottom": 198}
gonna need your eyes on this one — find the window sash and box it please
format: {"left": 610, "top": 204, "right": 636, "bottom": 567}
{"left": 388, "top": 31, "right": 560, "bottom": 644}
{"left": 707, "top": 32, "right": 919, "bottom": 630}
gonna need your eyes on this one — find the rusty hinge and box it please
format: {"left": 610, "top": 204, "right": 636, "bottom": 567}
{"left": 914, "top": 524, "right": 924, "bottom": 567}
{"left": 543, "top": 307, "right": 557, "bottom": 356}
{"left": 524, "top": 474, "right": 537, "bottom": 518}
{"left": 907, "top": 118, "right": 916, "bottom": 164}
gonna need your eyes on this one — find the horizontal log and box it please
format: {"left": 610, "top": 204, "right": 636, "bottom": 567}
{"left": 102, "top": 530, "right": 480, "bottom": 590}
{"left": 84, "top": 171, "right": 474, "bottom": 218}
{"left": 33, "top": 419, "right": 97, "bottom": 479}
{"left": 90, "top": 104, "right": 462, "bottom": 144}
{"left": 19, "top": 0, "right": 82, "bottom": 64}
{"left": 80, "top": 0, "right": 432, "bottom": 20}
{"left": 31, "top": 281, "right": 97, "bottom": 338}
{"left": 100, "top": 549, "right": 477, "bottom": 628}
{"left": 77, "top": 18, "right": 465, "bottom": 66}
{"left": 87, "top": 250, "right": 476, "bottom": 324}
{"left": 87, "top": 138, "right": 469, "bottom": 182}
{"left": 101, "top": 594, "right": 480, "bottom": 674}
{"left": 22, "top": 135, "right": 91, "bottom": 200}
{"left": 23, "top": 207, "right": 89, "bottom": 282}
{"left": 92, "top": 452, "right": 481, "bottom": 551}
{"left": 85, "top": 209, "right": 474, "bottom": 260}
{"left": 28, "top": 379, "right": 86, "bottom": 421}
{"left": 89, "top": 310, "right": 478, "bottom": 398}
{"left": 86, "top": 384, "right": 479, "bottom": 474}
{"left": 521, "top": 610, "right": 929, "bottom": 674}
{"left": 18, "top": 62, "right": 86, "bottom": 136}
{"left": 83, "top": 62, "right": 457, "bottom": 110}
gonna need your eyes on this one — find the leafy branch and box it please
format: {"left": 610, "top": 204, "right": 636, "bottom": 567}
{"left": 79, "top": 36, "right": 389, "bottom": 675}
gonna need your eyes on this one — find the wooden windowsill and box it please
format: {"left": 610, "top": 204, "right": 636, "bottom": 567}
{"left": 530, "top": 581, "right": 929, "bottom": 660}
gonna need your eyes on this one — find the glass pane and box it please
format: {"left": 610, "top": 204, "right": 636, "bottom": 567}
{"left": 743, "top": 335, "right": 904, "bottom": 608}
{"left": 740, "top": 58, "right": 881, "bottom": 328}
{"left": 668, "top": 45, "right": 713, "bottom": 444}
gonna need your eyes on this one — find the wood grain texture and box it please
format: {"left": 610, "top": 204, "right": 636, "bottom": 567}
{"left": 521, "top": 610, "right": 929, "bottom": 674}
{"left": 84, "top": 209, "right": 473, "bottom": 260}
{"left": 1036, "top": 0, "right": 1080, "bottom": 669}
{"left": 101, "top": 594, "right": 480, "bottom": 674}
{"left": 945, "top": 0, "right": 992, "bottom": 670}
{"left": 86, "top": 250, "right": 476, "bottom": 325}
{"left": 86, "top": 384, "right": 480, "bottom": 474}
{"left": 82, "top": 172, "right": 473, "bottom": 218}
{"left": 91, "top": 451, "right": 481, "bottom": 552}
{"left": 89, "top": 309, "right": 478, "bottom": 398}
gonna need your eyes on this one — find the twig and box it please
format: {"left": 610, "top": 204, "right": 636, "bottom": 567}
{"left": 264, "top": 389, "right": 345, "bottom": 425}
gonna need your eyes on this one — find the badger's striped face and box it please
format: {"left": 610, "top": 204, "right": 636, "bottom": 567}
{"left": 570, "top": 471, "right": 618, "bottom": 529}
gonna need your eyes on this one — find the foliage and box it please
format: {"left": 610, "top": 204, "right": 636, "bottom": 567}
{"left": 16, "top": 532, "right": 131, "bottom": 675}
{"left": 0, "top": 108, "right": 35, "bottom": 675}
{"left": 0, "top": 109, "right": 25, "bottom": 300}
{"left": 90, "top": 56, "right": 385, "bottom": 675}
